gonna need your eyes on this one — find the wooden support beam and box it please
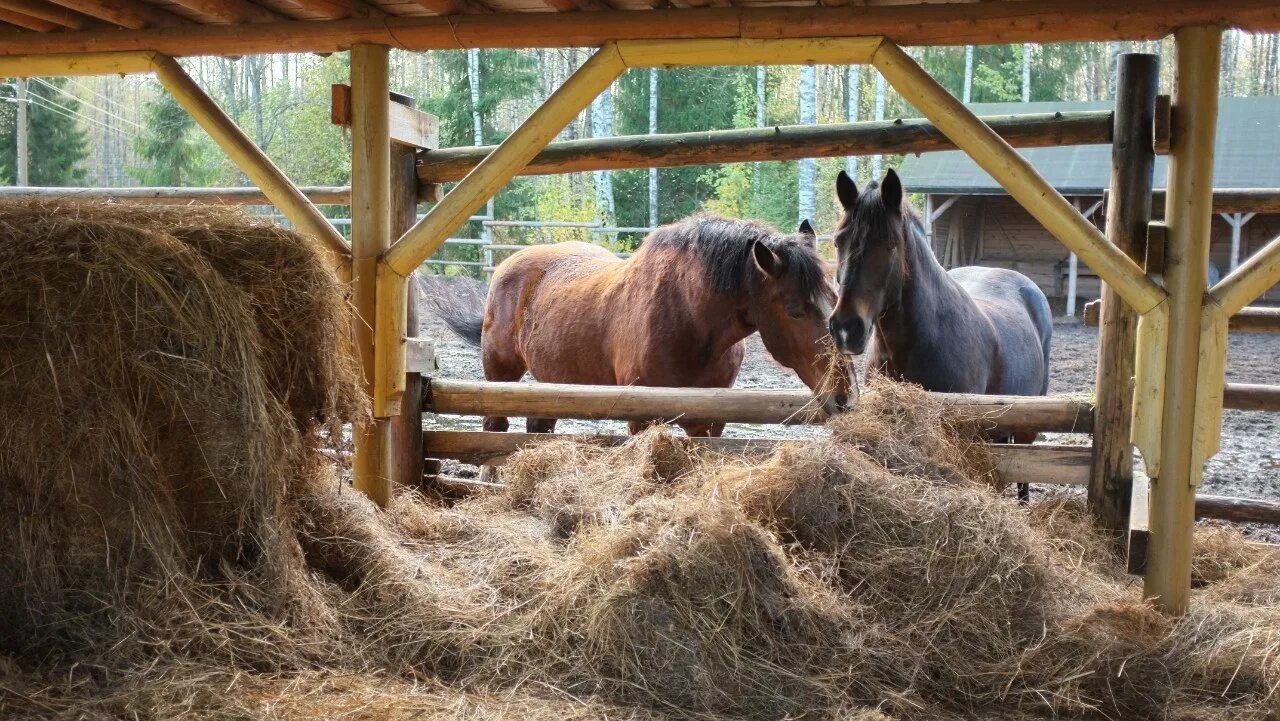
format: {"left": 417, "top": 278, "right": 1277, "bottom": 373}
{"left": 350, "top": 43, "right": 393, "bottom": 507}
{"left": 1144, "top": 25, "right": 1222, "bottom": 616}
{"left": 1210, "top": 232, "right": 1280, "bottom": 316}
{"left": 151, "top": 54, "right": 351, "bottom": 277}
{"left": 424, "top": 378, "right": 1094, "bottom": 435}
{"left": 1222, "top": 382, "right": 1280, "bottom": 412}
{"left": 384, "top": 43, "right": 626, "bottom": 277}
{"left": 0, "top": 50, "right": 155, "bottom": 76}
{"left": 0, "top": 0, "right": 1277, "bottom": 58}
{"left": 0, "top": 185, "right": 351, "bottom": 204}
{"left": 42, "top": 0, "right": 189, "bottom": 28}
{"left": 417, "top": 110, "right": 1114, "bottom": 184}
{"left": 389, "top": 88, "right": 425, "bottom": 491}
{"left": 332, "top": 84, "right": 439, "bottom": 149}
{"left": 1090, "top": 53, "right": 1158, "bottom": 537}
{"left": 872, "top": 40, "right": 1167, "bottom": 316}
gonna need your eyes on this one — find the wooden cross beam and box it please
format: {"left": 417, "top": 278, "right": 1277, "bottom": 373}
{"left": 331, "top": 83, "right": 439, "bottom": 150}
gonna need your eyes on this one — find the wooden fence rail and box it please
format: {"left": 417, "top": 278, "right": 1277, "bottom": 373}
{"left": 422, "top": 430, "right": 1093, "bottom": 487}
{"left": 423, "top": 378, "right": 1095, "bottom": 434}
{"left": 416, "top": 111, "right": 1114, "bottom": 183}
{"left": 1085, "top": 301, "right": 1280, "bottom": 334}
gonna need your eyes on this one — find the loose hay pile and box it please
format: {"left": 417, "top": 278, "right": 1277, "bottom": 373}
{"left": 2, "top": 201, "right": 1279, "bottom": 721}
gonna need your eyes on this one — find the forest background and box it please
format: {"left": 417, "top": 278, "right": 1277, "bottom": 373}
{"left": 2, "top": 34, "right": 1277, "bottom": 263}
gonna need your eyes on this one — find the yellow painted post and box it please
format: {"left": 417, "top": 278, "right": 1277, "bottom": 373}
{"left": 384, "top": 43, "right": 626, "bottom": 276}
{"left": 1144, "top": 25, "right": 1222, "bottom": 615}
{"left": 150, "top": 54, "right": 351, "bottom": 277}
{"left": 350, "top": 43, "right": 393, "bottom": 507}
{"left": 870, "top": 41, "right": 1166, "bottom": 315}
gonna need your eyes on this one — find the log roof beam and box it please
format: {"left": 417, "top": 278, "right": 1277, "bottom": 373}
{"left": 0, "top": 5, "right": 57, "bottom": 28}
{"left": 0, "top": 0, "right": 1275, "bottom": 57}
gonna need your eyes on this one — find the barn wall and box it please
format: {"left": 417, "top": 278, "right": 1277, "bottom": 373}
{"left": 926, "top": 194, "right": 1280, "bottom": 312}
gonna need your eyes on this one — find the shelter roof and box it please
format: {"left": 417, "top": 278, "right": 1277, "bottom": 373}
{"left": 900, "top": 96, "right": 1280, "bottom": 195}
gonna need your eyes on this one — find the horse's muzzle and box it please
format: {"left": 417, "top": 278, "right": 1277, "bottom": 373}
{"left": 829, "top": 315, "right": 869, "bottom": 356}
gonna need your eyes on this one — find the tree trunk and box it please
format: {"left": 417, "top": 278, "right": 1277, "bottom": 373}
{"left": 872, "top": 72, "right": 886, "bottom": 177}
{"left": 798, "top": 65, "right": 816, "bottom": 225}
{"left": 753, "top": 65, "right": 765, "bottom": 194}
{"left": 963, "top": 45, "right": 974, "bottom": 103}
{"left": 1022, "top": 43, "right": 1032, "bottom": 102}
{"left": 648, "top": 67, "right": 658, "bottom": 229}
{"left": 846, "top": 65, "right": 860, "bottom": 178}
{"left": 591, "top": 82, "right": 615, "bottom": 225}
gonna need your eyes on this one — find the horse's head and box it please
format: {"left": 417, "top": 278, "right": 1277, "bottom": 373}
{"left": 828, "top": 168, "right": 909, "bottom": 356}
{"left": 749, "top": 220, "right": 856, "bottom": 415}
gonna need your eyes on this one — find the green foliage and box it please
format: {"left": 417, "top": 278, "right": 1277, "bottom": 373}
{"left": 130, "top": 87, "right": 214, "bottom": 186}
{"left": 0, "top": 78, "right": 88, "bottom": 186}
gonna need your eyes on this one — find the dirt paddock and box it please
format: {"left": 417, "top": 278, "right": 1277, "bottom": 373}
{"left": 418, "top": 275, "right": 1280, "bottom": 505}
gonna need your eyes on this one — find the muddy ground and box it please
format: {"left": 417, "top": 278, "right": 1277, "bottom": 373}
{"left": 417, "top": 275, "right": 1280, "bottom": 506}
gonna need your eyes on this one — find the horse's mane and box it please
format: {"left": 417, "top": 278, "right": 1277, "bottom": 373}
{"left": 641, "top": 213, "right": 828, "bottom": 300}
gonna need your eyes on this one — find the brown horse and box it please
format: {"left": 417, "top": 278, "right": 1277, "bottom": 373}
{"left": 826, "top": 169, "right": 1052, "bottom": 500}
{"left": 435, "top": 213, "right": 854, "bottom": 437}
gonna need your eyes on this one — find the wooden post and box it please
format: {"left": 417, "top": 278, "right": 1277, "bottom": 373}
{"left": 1144, "top": 26, "right": 1221, "bottom": 615}
{"left": 389, "top": 92, "right": 425, "bottom": 492}
{"left": 350, "top": 43, "right": 393, "bottom": 507}
{"left": 1090, "top": 53, "right": 1158, "bottom": 537}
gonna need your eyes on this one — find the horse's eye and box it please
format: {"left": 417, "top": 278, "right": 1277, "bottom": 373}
{"left": 787, "top": 307, "right": 807, "bottom": 320}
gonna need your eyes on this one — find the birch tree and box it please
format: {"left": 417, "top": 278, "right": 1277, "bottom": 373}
{"left": 797, "top": 64, "right": 816, "bottom": 224}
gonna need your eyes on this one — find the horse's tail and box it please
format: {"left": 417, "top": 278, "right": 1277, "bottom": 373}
{"left": 425, "top": 275, "right": 485, "bottom": 348}
{"left": 1019, "top": 282, "right": 1053, "bottom": 395}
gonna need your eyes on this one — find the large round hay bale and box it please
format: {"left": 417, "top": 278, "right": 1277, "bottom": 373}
{"left": 0, "top": 202, "right": 358, "bottom": 657}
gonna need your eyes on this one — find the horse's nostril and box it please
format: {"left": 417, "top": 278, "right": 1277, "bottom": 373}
{"left": 834, "top": 394, "right": 848, "bottom": 410}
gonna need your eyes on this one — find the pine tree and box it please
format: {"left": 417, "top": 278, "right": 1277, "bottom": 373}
{"left": 130, "top": 88, "right": 207, "bottom": 186}
{"left": 0, "top": 77, "right": 89, "bottom": 186}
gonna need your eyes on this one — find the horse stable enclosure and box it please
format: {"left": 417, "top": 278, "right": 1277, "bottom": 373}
{"left": 4, "top": 1, "right": 1280, "bottom": 625}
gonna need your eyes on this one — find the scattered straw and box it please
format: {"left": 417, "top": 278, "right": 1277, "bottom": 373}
{"left": 2, "top": 201, "right": 1279, "bottom": 721}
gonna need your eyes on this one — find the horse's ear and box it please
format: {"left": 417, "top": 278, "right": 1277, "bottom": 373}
{"left": 751, "top": 239, "right": 781, "bottom": 279}
{"left": 836, "top": 170, "right": 858, "bottom": 210}
{"left": 797, "top": 219, "right": 816, "bottom": 243}
{"left": 881, "top": 169, "right": 903, "bottom": 211}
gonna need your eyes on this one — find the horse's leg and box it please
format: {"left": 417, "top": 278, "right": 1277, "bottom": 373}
{"left": 628, "top": 420, "right": 657, "bottom": 436}
{"left": 1011, "top": 430, "right": 1038, "bottom": 503}
{"left": 479, "top": 342, "right": 526, "bottom": 482}
{"left": 526, "top": 417, "right": 557, "bottom": 434}
{"left": 679, "top": 423, "right": 717, "bottom": 437}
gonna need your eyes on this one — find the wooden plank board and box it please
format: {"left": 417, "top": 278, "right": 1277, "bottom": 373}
{"left": 422, "top": 429, "right": 1093, "bottom": 487}
{"left": 332, "top": 83, "right": 439, "bottom": 149}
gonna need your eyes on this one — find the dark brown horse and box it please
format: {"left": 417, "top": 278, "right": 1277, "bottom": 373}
{"left": 826, "top": 169, "right": 1052, "bottom": 499}
{"left": 435, "top": 213, "right": 854, "bottom": 437}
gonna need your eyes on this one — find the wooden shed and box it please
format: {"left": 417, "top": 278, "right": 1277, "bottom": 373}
{"left": 902, "top": 96, "right": 1280, "bottom": 314}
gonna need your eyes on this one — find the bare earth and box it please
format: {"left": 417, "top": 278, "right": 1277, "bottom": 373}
{"left": 418, "top": 277, "right": 1280, "bottom": 505}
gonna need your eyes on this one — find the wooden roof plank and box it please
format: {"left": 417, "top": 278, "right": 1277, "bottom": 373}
{"left": 164, "top": 0, "right": 284, "bottom": 23}
{"left": 0, "top": 0, "right": 94, "bottom": 27}
{"left": 0, "top": 6, "right": 57, "bottom": 28}
{"left": 42, "top": 0, "right": 193, "bottom": 28}
{"left": 0, "top": 0, "right": 1275, "bottom": 55}
{"left": 289, "top": 0, "right": 385, "bottom": 19}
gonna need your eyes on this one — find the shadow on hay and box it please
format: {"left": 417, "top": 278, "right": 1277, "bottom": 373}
{"left": 2, "top": 201, "right": 1279, "bottom": 721}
